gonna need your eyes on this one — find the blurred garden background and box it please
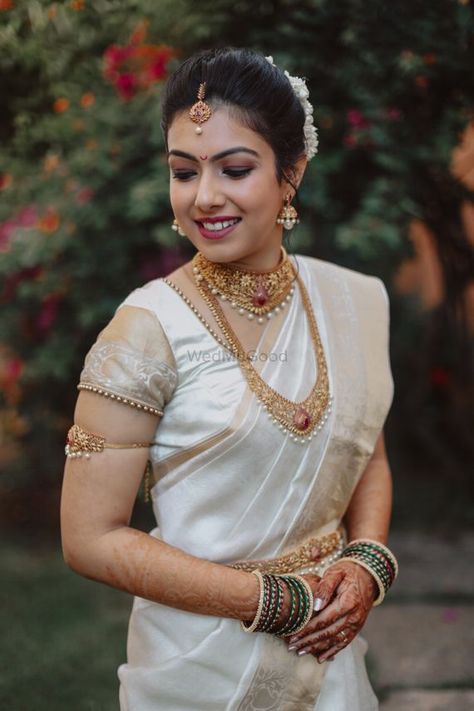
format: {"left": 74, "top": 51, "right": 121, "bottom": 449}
{"left": 1, "top": 1, "right": 473, "bottom": 709}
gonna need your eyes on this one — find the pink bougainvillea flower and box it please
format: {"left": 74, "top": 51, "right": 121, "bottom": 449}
{"left": 17, "top": 206, "right": 38, "bottom": 227}
{"left": 0, "top": 205, "right": 38, "bottom": 251}
{"left": 103, "top": 40, "right": 175, "bottom": 99}
{"left": 36, "top": 294, "right": 61, "bottom": 335}
{"left": 103, "top": 45, "right": 134, "bottom": 80}
{"left": 115, "top": 72, "right": 139, "bottom": 100}
{"left": 347, "top": 109, "right": 370, "bottom": 129}
{"left": 5, "top": 357, "right": 24, "bottom": 382}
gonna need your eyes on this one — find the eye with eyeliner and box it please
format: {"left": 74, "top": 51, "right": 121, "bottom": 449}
{"left": 223, "top": 167, "right": 253, "bottom": 178}
{"left": 171, "top": 166, "right": 253, "bottom": 181}
{"left": 171, "top": 170, "right": 196, "bottom": 181}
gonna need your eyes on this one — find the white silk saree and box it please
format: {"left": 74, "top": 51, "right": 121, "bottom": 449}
{"left": 80, "top": 255, "right": 393, "bottom": 710}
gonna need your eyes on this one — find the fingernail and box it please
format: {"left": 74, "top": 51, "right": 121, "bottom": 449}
{"left": 313, "top": 597, "right": 323, "bottom": 612}
{"left": 288, "top": 645, "right": 297, "bottom": 652}
{"left": 297, "top": 649, "right": 307, "bottom": 656}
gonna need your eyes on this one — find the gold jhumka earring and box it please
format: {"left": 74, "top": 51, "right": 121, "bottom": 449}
{"left": 189, "top": 82, "right": 212, "bottom": 135}
{"left": 277, "top": 194, "right": 299, "bottom": 230}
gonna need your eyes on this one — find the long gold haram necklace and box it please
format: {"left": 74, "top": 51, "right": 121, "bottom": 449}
{"left": 193, "top": 268, "right": 332, "bottom": 442}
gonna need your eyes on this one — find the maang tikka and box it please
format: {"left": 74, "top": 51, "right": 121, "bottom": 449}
{"left": 189, "top": 82, "right": 212, "bottom": 135}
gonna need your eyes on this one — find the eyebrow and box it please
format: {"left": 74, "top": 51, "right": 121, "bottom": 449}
{"left": 167, "top": 147, "right": 260, "bottom": 162}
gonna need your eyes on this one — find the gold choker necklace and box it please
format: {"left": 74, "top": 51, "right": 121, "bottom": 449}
{"left": 192, "top": 248, "right": 296, "bottom": 324}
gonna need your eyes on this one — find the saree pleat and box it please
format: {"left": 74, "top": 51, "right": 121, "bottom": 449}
{"left": 116, "top": 255, "right": 393, "bottom": 710}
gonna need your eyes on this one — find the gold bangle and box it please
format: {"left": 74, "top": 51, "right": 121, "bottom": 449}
{"left": 241, "top": 571, "right": 265, "bottom": 633}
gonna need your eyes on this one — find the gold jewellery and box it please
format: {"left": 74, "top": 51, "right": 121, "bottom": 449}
{"left": 192, "top": 263, "right": 332, "bottom": 441}
{"left": 192, "top": 248, "right": 296, "bottom": 323}
{"left": 65, "top": 424, "right": 153, "bottom": 459}
{"left": 230, "top": 528, "right": 344, "bottom": 575}
{"left": 276, "top": 194, "right": 299, "bottom": 230}
{"left": 189, "top": 82, "right": 212, "bottom": 135}
{"left": 65, "top": 424, "right": 155, "bottom": 501}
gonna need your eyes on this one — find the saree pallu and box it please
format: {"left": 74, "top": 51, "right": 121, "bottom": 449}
{"left": 116, "top": 255, "right": 393, "bottom": 710}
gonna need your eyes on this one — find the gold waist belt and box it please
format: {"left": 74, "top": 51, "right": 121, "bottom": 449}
{"left": 229, "top": 528, "right": 344, "bottom": 575}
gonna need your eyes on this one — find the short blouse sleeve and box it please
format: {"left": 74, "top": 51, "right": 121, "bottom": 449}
{"left": 78, "top": 302, "right": 177, "bottom": 416}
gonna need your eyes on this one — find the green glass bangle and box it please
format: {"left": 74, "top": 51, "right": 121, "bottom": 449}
{"left": 275, "top": 576, "right": 298, "bottom": 636}
{"left": 260, "top": 575, "right": 279, "bottom": 633}
{"left": 346, "top": 552, "right": 392, "bottom": 588}
{"left": 345, "top": 554, "right": 391, "bottom": 591}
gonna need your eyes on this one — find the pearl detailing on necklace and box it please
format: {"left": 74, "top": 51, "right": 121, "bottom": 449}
{"left": 191, "top": 265, "right": 296, "bottom": 325}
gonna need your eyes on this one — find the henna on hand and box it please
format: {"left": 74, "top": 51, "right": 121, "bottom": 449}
{"left": 285, "top": 561, "right": 376, "bottom": 661}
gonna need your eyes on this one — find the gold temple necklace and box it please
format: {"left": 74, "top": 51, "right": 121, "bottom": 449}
{"left": 191, "top": 248, "right": 296, "bottom": 324}
{"left": 193, "top": 268, "right": 332, "bottom": 442}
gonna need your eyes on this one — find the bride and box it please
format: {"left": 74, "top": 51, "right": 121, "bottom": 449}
{"left": 61, "top": 47, "right": 396, "bottom": 710}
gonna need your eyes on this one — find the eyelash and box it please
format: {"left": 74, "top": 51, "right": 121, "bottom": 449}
{"left": 172, "top": 168, "right": 253, "bottom": 181}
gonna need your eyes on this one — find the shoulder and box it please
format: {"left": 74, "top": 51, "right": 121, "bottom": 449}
{"left": 119, "top": 262, "right": 192, "bottom": 314}
{"left": 295, "top": 253, "right": 389, "bottom": 305}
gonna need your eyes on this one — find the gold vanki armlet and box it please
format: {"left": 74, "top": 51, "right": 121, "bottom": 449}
{"left": 65, "top": 424, "right": 155, "bottom": 502}
{"left": 65, "top": 424, "right": 153, "bottom": 459}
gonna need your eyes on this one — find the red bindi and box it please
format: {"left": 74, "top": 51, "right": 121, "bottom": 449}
{"left": 200, "top": 155, "right": 208, "bottom": 160}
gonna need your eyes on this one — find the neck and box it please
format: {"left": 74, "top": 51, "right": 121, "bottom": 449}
{"left": 222, "top": 244, "right": 284, "bottom": 273}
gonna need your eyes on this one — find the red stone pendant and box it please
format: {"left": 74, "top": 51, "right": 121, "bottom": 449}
{"left": 252, "top": 282, "right": 269, "bottom": 307}
{"left": 293, "top": 407, "right": 311, "bottom": 431}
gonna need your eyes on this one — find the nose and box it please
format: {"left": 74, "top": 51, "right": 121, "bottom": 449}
{"left": 194, "top": 171, "right": 225, "bottom": 212}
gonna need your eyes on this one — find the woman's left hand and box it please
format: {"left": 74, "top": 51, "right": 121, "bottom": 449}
{"left": 287, "top": 561, "right": 377, "bottom": 663}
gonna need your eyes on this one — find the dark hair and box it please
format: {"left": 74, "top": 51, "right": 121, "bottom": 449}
{"left": 161, "top": 47, "right": 306, "bottom": 186}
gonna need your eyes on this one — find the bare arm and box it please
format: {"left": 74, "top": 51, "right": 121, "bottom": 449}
{"left": 343, "top": 431, "right": 392, "bottom": 543}
{"left": 60, "top": 392, "right": 259, "bottom": 621}
{"left": 286, "top": 431, "right": 394, "bottom": 660}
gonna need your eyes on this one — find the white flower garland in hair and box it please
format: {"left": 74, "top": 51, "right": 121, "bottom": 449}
{"left": 265, "top": 56, "right": 319, "bottom": 160}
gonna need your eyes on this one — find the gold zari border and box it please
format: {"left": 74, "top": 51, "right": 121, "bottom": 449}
{"left": 229, "top": 528, "right": 343, "bottom": 575}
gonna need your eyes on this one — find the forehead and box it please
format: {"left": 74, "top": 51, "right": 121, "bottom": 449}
{"left": 167, "top": 106, "right": 272, "bottom": 159}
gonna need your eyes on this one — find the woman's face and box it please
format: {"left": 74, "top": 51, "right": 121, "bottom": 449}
{"left": 167, "top": 106, "right": 293, "bottom": 270}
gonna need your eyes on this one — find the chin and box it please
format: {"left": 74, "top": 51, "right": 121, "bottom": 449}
{"left": 194, "top": 239, "right": 251, "bottom": 264}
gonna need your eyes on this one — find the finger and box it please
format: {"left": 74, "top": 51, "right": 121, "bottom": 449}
{"left": 308, "top": 630, "right": 351, "bottom": 663}
{"left": 295, "top": 631, "right": 348, "bottom": 662}
{"left": 312, "top": 568, "right": 345, "bottom": 613}
{"left": 288, "top": 616, "right": 349, "bottom": 654}
{"left": 318, "top": 640, "right": 347, "bottom": 663}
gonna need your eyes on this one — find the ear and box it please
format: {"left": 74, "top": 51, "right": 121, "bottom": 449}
{"left": 294, "top": 155, "right": 308, "bottom": 190}
{"left": 281, "top": 156, "right": 308, "bottom": 200}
